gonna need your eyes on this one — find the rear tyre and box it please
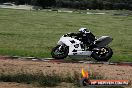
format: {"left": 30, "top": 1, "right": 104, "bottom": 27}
{"left": 51, "top": 45, "right": 69, "bottom": 59}
{"left": 91, "top": 47, "right": 113, "bottom": 61}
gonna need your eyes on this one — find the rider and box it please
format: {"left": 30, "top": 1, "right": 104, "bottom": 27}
{"left": 66, "top": 28, "right": 96, "bottom": 47}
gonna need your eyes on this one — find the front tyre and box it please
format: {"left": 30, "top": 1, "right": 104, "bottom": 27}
{"left": 51, "top": 45, "right": 69, "bottom": 59}
{"left": 91, "top": 47, "right": 113, "bottom": 61}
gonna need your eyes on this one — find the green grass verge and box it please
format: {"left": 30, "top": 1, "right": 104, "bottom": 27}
{"left": 0, "top": 8, "right": 132, "bottom": 62}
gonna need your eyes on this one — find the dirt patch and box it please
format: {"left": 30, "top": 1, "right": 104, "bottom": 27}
{"left": 90, "top": 64, "right": 132, "bottom": 81}
{"left": 0, "top": 82, "right": 38, "bottom": 88}
{"left": 0, "top": 82, "right": 76, "bottom": 88}
{"left": 0, "top": 59, "right": 131, "bottom": 80}
{"left": 0, "top": 59, "right": 131, "bottom": 87}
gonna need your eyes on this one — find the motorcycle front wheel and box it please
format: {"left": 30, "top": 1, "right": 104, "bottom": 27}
{"left": 51, "top": 45, "right": 69, "bottom": 59}
{"left": 91, "top": 47, "right": 113, "bottom": 61}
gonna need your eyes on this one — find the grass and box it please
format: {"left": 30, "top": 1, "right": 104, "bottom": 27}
{"left": 0, "top": 69, "right": 124, "bottom": 88}
{"left": 0, "top": 72, "right": 77, "bottom": 87}
{"left": 0, "top": 8, "right": 132, "bottom": 62}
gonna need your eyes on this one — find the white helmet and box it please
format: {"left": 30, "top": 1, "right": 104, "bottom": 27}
{"left": 79, "top": 28, "right": 90, "bottom": 33}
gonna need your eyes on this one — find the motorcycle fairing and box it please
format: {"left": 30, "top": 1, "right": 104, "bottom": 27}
{"left": 95, "top": 36, "right": 113, "bottom": 47}
{"left": 57, "top": 35, "right": 112, "bottom": 56}
{"left": 57, "top": 36, "right": 88, "bottom": 55}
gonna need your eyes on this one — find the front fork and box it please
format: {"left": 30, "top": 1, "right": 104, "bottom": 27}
{"left": 58, "top": 45, "right": 63, "bottom": 50}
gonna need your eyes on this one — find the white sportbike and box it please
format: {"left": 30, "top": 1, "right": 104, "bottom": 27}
{"left": 51, "top": 33, "right": 113, "bottom": 61}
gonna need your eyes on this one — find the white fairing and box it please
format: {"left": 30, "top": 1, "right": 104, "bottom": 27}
{"left": 57, "top": 35, "right": 92, "bottom": 56}
{"left": 57, "top": 36, "right": 80, "bottom": 46}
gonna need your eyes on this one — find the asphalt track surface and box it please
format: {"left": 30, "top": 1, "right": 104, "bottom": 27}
{"left": 0, "top": 56, "right": 132, "bottom": 67}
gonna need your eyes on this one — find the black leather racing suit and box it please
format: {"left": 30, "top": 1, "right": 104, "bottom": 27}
{"left": 67, "top": 32, "right": 96, "bottom": 46}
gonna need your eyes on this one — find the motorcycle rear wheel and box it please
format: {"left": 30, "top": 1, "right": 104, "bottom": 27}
{"left": 51, "top": 45, "right": 69, "bottom": 59}
{"left": 91, "top": 47, "right": 113, "bottom": 61}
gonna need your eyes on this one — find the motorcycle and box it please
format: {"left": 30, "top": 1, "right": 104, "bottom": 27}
{"left": 51, "top": 33, "right": 113, "bottom": 61}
